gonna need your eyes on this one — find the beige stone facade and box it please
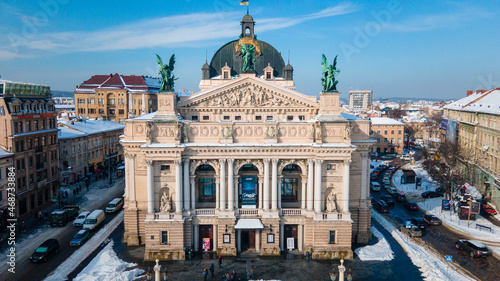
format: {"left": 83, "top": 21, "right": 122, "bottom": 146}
{"left": 370, "top": 117, "right": 404, "bottom": 155}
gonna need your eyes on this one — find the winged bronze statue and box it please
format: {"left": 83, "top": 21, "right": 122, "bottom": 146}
{"left": 156, "top": 54, "right": 178, "bottom": 92}
{"left": 321, "top": 54, "right": 340, "bottom": 92}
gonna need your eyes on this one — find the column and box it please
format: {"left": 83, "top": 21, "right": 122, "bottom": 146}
{"left": 258, "top": 178, "right": 263, "bottom": 209}
{"left": 175, "top": 160, "right": 182, "bottom": 213}
{"left": 227, "top": 159, "right": 234, "bottom": 211}
{"left": 194, "top": 224, "right": 199, "bottom": 251}
{"left": 271, "top": 159, "right": 278, "bottom": 211}
{"left": 301, "top": 180, "right": 306, "bottom": 209}
{"left": 279, "top": 224, "right": 284, "bottom": 251}
{"left": 213, "top": 225, "right": 218, "bottom": 252}
{"left": 219, "top": 159, "right": 226, "bottom": 210}
{"left": 256, "top": 230, "right": 260, "bottom": 252}
{"left": 124, "top": 155, "right": 129, "bottom": 199}
{"left": 141, "top": 93, "right": 146, "bottom": 114}
{"left": 298, "top": 224, "right": 303, "bottom": 251}
{"left": 234, "top": 179, "right": 239, "bottom": 210}
{"left": 190, "top": 178, "right": 196, "bottom": 213}
{"left": 146, "top": 160, "right": 154, "bottom": 213}
{"left": 263, "top": 159, "right": 270, "bottom": 211}
{"left": 237, "top": 229, "right": 241, "bottom": 252}
{"left": 215, "top": 182, "right": 220, "bottom": 209}
{"left": 361, "top": 154, "right": 368, "bottom": 203}
{"left": 307, "top": 159, "right": 314, "bottom": 211}
{"left": 343, "top": 160, "right": 351, "bottom": 212}
{"left": 128, "top": 154, "right": 136, "bottom": 202}
{"left": 314, "top": 159, "right": 323, "bottom": 212}
{"left": 277, "top": 176, "right": 282, "bottom": 209}
{"left": 183, "top": 159, "right": 190, "bottom": 211}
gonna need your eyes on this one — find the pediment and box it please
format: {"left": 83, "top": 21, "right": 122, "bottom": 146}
{"left": 178, "top": 77, "right": 319, "bottom": 109}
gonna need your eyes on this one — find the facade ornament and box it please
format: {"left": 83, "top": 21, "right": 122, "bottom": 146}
{"left": 182, "top": 124, "right": 189, "bottom": 142}
{"left": 321, "top": 54, "right": 340, "bottom": 93}
{"left": 146, "top": 121, "right": 153, "bottom": 141}
{"left": 326, "top": 191, "right": 337, "bottom": 213}
{"left": 221, "top": 126, "right": 233, "bottom": 139}
{"left": 315, "top": 123, "right": 322, "bottom": 141}
{"left": 156, "top": 53, "right": 177, "bottom": 92}
{"left": 345, "top": 123, "right": 351, "bottom": 140}
{"left": 344, "top": 159, "right": 352, "bottom": 165}
{"left": 265, "top": 125, "right": 278, "bottom": 139}
{"left": 146, "top": 160, "right": 154, "bottom": 166}
{"left": 160, "top": 190, "right": 171, "bottom": 212}
{"left": 175, "top": 123, "right": 182, "bottom": 141}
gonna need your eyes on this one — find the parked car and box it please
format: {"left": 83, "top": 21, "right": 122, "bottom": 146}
{"left": 399, "top": 224, "right": 422, "bottom": 237}
{"left": 370, "top": 182, "right": 381, "bottom": 192}
{"left": 421, "top": 191, "right": 443, "bottom": 198}
{"left": 381, "top": 155, "right": 393, "bottom": 160}
{"left": 383, "top": 178, "right": 391, "bottom": 187}
{"left": 381, "top": 195, "right": 395, "bottom": 205}
{"left": 370, "top": 173, "right": 378, "bottom": 180}
{"left": 392, "top": 193, "right": 406, "bottom": 202}
{"left": 404, "top": 201, "right": 419, "bottom": 211}
{"left": 422, "top": 215, "right": 442, "bottom": 226}
{"left": 374, "top": 200, "right": 389, "bottom": 213}
{"left": 371, "top": 197, "right": 376, "bottom": 206}
{"left": 435, "top": 187, "right": 444, "bottom": 193}
{"left": 73, "top": 211, "right": 90, "bottom": 227}
{"left": 83, "top": 210, "right": 105, "bottom": 231}
{"left": 105, "top": 198, "right": 124, "bottom": 213}
{"left": 409, "top": 218, "right": 426, "bottom": 230}
{"left": 30, "top": 239, "right": 59, "bottom": 263}
{"left": 455, "top": 240, "right": 491, "bottom": 258}
{"left": 70, "top": 230, "right": 90, "bottom": 246}
{"left": 387, "top": 186, "right": 398, "bottom": 194}
{"left": 480, "top": 203, "right": 498, "bottom": 216}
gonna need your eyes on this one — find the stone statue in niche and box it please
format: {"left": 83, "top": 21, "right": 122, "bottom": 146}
{"left": 345, "top": 123, "right": 351, "bottom": 140}
{"left": 326, "top": 191, "right": 337, "bottom": 213}
{"left": 160, "top": 191, "right": 171, "bottom": 212}
{"left": 315, "top": 123, "right": 322, "bottom": 140}
{"left": 183, "top": 124, "right": 189, "bottom": 142}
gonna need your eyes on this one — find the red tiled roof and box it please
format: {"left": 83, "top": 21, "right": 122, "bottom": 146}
{"left": 101, "top": 73, "right": 124, "bottom": 86}
{"left": 122, "top": 75, "right": 147, "bottom": 86}
{"left": 82, "top": 75, "right": 111, "bottom": 85}
{"left": 77, "top": 74, "right": 158, "bottom": 92}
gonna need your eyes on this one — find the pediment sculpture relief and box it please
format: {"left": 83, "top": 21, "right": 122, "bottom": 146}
{"left": 265, "top": 126, "right": 278, "bottom": 139}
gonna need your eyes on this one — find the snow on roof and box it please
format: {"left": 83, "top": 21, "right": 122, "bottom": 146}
{"left": 444, "top": 92, "right": 484, "bottom": 111}
{"left": 63, "top": 119, "right": 124, "bottom": 135}
{"left": 58, "top": 126, "right": 87, "bottom": 139}
{"left": 130, "top": 112, "right": 157, "bottom": 121}
{"left": 0, "top": 147, "right": 14, "bottom": 158}
{"left": 468, "top": 240, "right": 487, "bottom": 248}
{"left": 341, "top": 112, "right": 361, "bottom": 121}
{"left": 234, "top": 219, "right": 264, "bottom": 229}
{"left": 77, "top": 229, "right": 87, "bottom": 235}
{"left": 460, "top": 89, "right": 500, "bottom": 115}
{"left": 370, "top": 117, "right": 404, "bottom": 126}
{"left": 55, "top": 104, "right": 75, "bottom": 109}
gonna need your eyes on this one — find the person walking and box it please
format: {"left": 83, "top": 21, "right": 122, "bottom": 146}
{"left": 250, "top": 265, "right": 255, "bottom": 279}
{"left": 210, "top": 263, "right": 214, "bottom": 278}
{"left": 203, "top": 268, "right": 208, "bottom": 281}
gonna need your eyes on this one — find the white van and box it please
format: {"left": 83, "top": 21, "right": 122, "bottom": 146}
{"left": 82, "top": 210, "right": 105, "bottom": 231}
{"left": 370, "top": 182, "right": 381, "bottom": 192}
{"left": 105, "top": 198, "right": 123, "bottom": 213}
{"left": 73, "top": 211, "right": 90, "bottom": 227}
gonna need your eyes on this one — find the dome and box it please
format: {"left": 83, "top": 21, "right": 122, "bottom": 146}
{"left": 284, "top": 63, "right": 294, "bottom": 71}
{"left": 209, "top": 39, "right": 286, "bottom": 78}
{"left": 242, "top": 14, "right": 254, "bottom": 22}
{"left": 201, "top": 61, "right": 210, "bottom": 70}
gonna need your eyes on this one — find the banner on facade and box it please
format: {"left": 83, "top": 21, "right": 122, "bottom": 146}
{"left": 242, "top": 176, "right": 257, "bottom": 208}
{"left": 202, "top": 238, "right": 210, "bottom": 251}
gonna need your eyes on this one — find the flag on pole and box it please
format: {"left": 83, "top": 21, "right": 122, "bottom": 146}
{"left": 240, "top": 0, "right": 249, "bottom": 6}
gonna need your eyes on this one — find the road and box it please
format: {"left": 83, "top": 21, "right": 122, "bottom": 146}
{"left": 370, "top": 158, "right": 500, "bottom": 281}
{"left": 0, "top": 178, "right": 125, "bottom": 281}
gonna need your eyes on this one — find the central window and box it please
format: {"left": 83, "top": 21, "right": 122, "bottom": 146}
{"left": 199, "top": 178, "right": 216, "bottom": 202}
{"left": 281, "top": 178, "right": 298, "bottom": 202}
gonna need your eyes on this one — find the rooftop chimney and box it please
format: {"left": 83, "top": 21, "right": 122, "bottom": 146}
{"left": 467, "top": 90, "right": 473, "bottom": 97}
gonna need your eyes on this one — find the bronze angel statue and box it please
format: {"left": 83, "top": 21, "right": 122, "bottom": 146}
{"left": 156, "top": 54, "right": 178, "bottom": 92}
{"left": 241, "top": 44, "right": 256, "bottom": 73}
{"left": 321, "top": 54, "right": 340, "bottom": 92}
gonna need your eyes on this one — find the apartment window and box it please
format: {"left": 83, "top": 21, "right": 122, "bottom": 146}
{"left": 223, "top": 116, "right": 230, "bottom": 120}
{"left": 384, "top": 130, "right": 388, "bottom": 134}
{"left": 203, "top": 116, "right": 209, "bottom": 121}
{"left": 118, "top": 109, "right": 124, "bottom": 115}
{"left": 329, "top": 230, "right": 336, "bottom": 244}
{"left": 108, "top": 98, "right": 115, "bottom": 105}
{"left": 390, "top": 138, "right": 394, "bottom": 143}
{"left": 377, "top": 138, "right": 380, "bottom": 143}
{"left": 109, "top": 109, "right": 115, "bottom": 115}
{"left": 161, "top": 231, "right": 168, "bottom": 244}
{"left": 161, "top": 165, "right": 170, "bottom": 171}
{"left": 398, "top": 130, "right": 402, "bottom": 134}
{"left": 199, "top": 178, "right": 216, "bottom": 202}
{"left": 384, "top": 138, "right": 388, "bottom": 143}
{"left": 377, "top": 130, "right": 380, "bottom": 134}
{"left": 398, "top": 138, "right": 402, "bottom": 143}
{"left": 235, "top": 116, "right": 241, "bottom": 121}
{"left": 266, "top": 116, "right": 273, "bottom": 121}
{"left": 326, "top": 164, "right": 336, "bottom": 170}
{"left": 99, "top": 109, "right": 104, "bottom": 114}
{"left": 192, "top": 116, "right": 198, "bottom": 121}
{"left": 255, "top": 116, "right": 262, "bottom": 121}
{"left": 299, "top": 115, "right": 305, "bottom": 121}
{"left": 391, "top": 130, "right": 394, "bottom": 135}
{"left": 287, "top": 116, "right": 293, "bottom": 121}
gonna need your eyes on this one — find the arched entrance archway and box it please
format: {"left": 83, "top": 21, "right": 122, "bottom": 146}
{"left": 195, "top": 164, "right": 216, "bottom": 209}
{"left": 238, "top": 164, "right": 259, "bottom": 209}
{"left": 280, "top": 164, "right": 303, "bottom": 209}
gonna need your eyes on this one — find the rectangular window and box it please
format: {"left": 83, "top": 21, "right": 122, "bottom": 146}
{"left": 391, "top": 130, "right": 394, "bottom": 135}
{"left": 299, "top": 115, "right": 305, "bottom": 121}
{"left": 224, "top": 116, "right": 230, "bottom": 120}
{"left": 266, "top": 116, "right": 273, "bottom": 121}
{"left": 118, "top": 109, "right": 124, "bottom": 115}
{"left": 398, "top": 130, "right": 402, "bottom": 134}
{"left": 161, "top": 231, "right": 168, "bottom": 244}
{"left": 235, "top": 116, "right": 241, "bottom": 121}
{"left": 255, "top": 116, "right": 262, "bottom": 121}
{"left": 161, "top": 165, "right": 170, "bottom": 171}
{"left": 199, "top": 178, "right": 216, "bottom": 202}
{"left": 329, "top": 230, "right": 336, "bottom": 244}
{"left": 384, "top": 130, "right": 388, "bottom": 134}
{"left": 326, "top": 164, "right": 336, "bottom": 170}
{"left": 390, "top": 138, "right": 394, "bottom": 143}
{"left": 203, "top": 116, "right": 209, "bottom": 121}
{"left": 376, "top": 130, "right": 380, "bottom": 134}
{"left": 384, "top": 138, "right": 388, "bottom": 143}
{"left": 377, "top": 138, "right": 380, "bottom": 143}
{"left": 281, "top": 178, "right": 298, "bottom": 202}
{"left": 266, "top": 72, "right": 271, "bottom": 79}
{"left": 287, "top": 116, "right": 293, "bottom": 121}
{"left": 192, "top": 116, "right": 198, "bottom": 121}
{"left": 398, "top": 138, "right": 402, "bottom": 143}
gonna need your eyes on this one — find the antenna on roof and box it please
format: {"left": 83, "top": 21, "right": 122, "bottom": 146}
{"left": 288, "top": 50, "right": 290, "bottom": 64}
{"left": 205, "top": 50, "right": 208, "bottom": 63}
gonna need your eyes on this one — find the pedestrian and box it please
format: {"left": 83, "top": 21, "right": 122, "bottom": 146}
{"left": 203, "top": 268, "right": 208, "bottom": 281}
{"left": 210, "top": 263, "right": 214, "bottom": 277}
{"left": 218, "top": 255, "right": 222, "bottom": 268}
{"left": 250, "top": 265, "right": 255, "bottom": 279}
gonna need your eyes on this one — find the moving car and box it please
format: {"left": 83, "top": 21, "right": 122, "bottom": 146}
{"left": 381, "top": 195, "right": 395, "bottom": 205}
{"left": 391, "top": 193, "right": 406, "bottom": 202}
{"left": 83, "top": 210, "right": 105, "bottom": 231}
{"left": 105, "top": 198, "right": 124, "bottom": 213}
{"left": 73, "top": 211, "right": 90, "bottom": 227}
{"left": 455, "top": 240, "right": 491, "bottom": 258}
{"left": 399, "top": 224, "right": 422, "bottom": 237}
{"left": 422, "top": 215, "right": 442, "bottom": 226}
{"left": 370, "top": 173, "right": 378, "bottom": 180}
{"left": 480, "top": 203, "right": 498, "bottom": 216}
{"left": 370, "top": 182, "right": 381, "bottom": 192}
{"left": 70, "top": 230, "right": 90, "bottom": 246}
{"left": 30, "top": 239, "right": 59, "bottom": 263}
{"left": 387, "top": 186, "right": 398, "bottom": 194}
{"left": 371, "top": 197, "right": 376, "bottom": 206}
{"left": 409, "top": 218, "right": 426, "bottom": 230}
{"left": 404, "top": 201, "right": 419, "bottom": 211}
{"left": 421, "top": 191, "right": 443, "bottom": 199}
{"left": 374, "top": 200, "right": 389, "bottom": 213}
{"left": 383, "top": 178, "right": 391, "bottom": 187}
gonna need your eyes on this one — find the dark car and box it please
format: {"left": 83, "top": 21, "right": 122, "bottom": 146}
{"left": 70, "top": 229, "right": 90, "bottom": 246}
{"left": 391, "top": 193, "right": 407, "bottom": 202}
{"left": 421, "top": 191, "right": 443, "bottom": 198}
{"left": 422, "top": 215, "right": 442, "bottom": 226}
{"left": 30, "top": 239, "right": 59, "bottom": 263}
{"left": 455, "top": 240, "right": 491, "bottom": 258}
{"left": 409, "top": 218, "right": 426, "bottom": 230}
{"left": 370, "top": 173, "right": 378, "bottom": 180}
{"left": 404, "top": 201, "right": 419, "bottom": 211}
{"left": 374, "top": 200, "right": 389, "bottom": 213}
{"left": 381, "top": 195, "right": 395, "bottom": 205}
{"left": 371, "top": 197, "right": 376, "bottom": 206}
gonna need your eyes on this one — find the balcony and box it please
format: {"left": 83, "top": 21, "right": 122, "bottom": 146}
{"left": 316, "top": 212, "right": 351, "bottom": 221}
{"left": 388, "top": 143, "right": 398, "bottom": 147}
{"left": 280, "top": 209, "right": 302, "bottom": 216}
{"left": 238, "top": 209, "right": 259, "bottom": 216}
{"left": 196, "top": 209, "right": 216, "bottom": 216}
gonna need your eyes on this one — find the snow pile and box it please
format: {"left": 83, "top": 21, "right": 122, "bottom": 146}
{"left": 372, "top": 211, "right": 475, "bottom": 281}
{"left": 355, "top": 226, "right": 394, "bottom": 261}
{"left": 74, "top": 240, "right": 144, "bottom": 281}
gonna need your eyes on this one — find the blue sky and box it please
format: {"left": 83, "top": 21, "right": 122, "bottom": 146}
{"left": 1, "top": 0, "right": 499, "bottom": 100}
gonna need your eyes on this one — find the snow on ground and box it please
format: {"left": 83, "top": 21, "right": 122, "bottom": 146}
{"left": 73, "top": 240, "right": 144, "bottom": 281}
{"left": 354, "top": 226, "right": 394, "bottom": 261}
{"left": 44, "top": 212, "right": 125, "bottom": 281}
{"left": 372, "top": 211, "right": 475, "bottom": 281}
{"left": 391, "top": 162, "right": 500, "bottom": 241}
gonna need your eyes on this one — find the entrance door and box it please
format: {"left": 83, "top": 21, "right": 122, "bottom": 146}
{"left": 199, "top": 225, "right": 213, "bottom": 251}
{"left": 284, "top": 224, "right": 298, "bottom": 250}
{"left": 241, "top": 230, "right": 256, "bottom": 251}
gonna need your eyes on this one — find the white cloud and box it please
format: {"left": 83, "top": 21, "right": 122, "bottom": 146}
{"left": 0, "top": 3, "right": 358, "bottom": 59}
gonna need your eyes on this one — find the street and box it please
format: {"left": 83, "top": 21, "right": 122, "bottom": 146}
{"left": 0, "top": 177, "right": 125, "bottom": 281}
{"left": 371, "top": 156, "right": 500, "bottom": 281}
